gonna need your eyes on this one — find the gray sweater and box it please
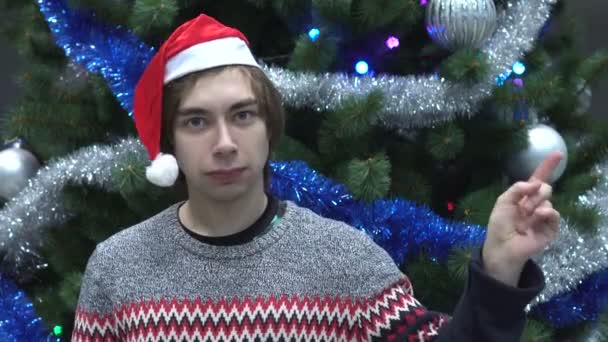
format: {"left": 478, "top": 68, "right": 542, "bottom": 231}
{"left": 72, "top": 200, "right": 543, "bottom": 341}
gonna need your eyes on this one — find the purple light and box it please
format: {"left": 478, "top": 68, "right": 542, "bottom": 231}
{"left": 420, "top": 0, "right": 428, "bottom": 5}
{"left": 386, "top": 36, "right": 400, "bottom": 49}
{"left": 513, "top": 78, "right": 524, "bottom": 88}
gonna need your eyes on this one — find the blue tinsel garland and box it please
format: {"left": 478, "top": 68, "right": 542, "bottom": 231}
{"left": 33, "top": 0, "right": 608, "bottom": 329}
{"left": 0, "top": 274, "right": 60, "bottom": 341}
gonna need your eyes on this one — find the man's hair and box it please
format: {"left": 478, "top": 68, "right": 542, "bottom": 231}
{"left": 160, "top": 65, "right": 285, "bottom": 191}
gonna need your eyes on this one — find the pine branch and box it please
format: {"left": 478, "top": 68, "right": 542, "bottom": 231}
{"left": 560, "top": 172, "right": 600, "bottom": 195}
{"left": 576, "top": 49, "right": 608, "bottom": 85}
{"left": 464, "top": 118, "right": 528, "bottom": 160}
{"left": 331, "top": 89, "right": 383, "bottom": 139}
{"left": 271, "top": 0, "right": 309, "bottom": 18}
{"left": 441, "top": 49, "right": 490, "bottom": 86}
{"left": 426, "top": 123, "right": 465, "bottom": 161}
{"left": 390, "top": 169, "right": 432, "bottom": 204}
{"left": 288, "top": 32, "right": 338, "bottom": 72}
{"left": 403, "top": 252, "right": 463, "bottom": 313}
{"left": 67, "top": 0, "right": 132, "bottom": 26}
{"left": 552, "top": 196, "right": 601, "bottom": 235}
{"left": 312, "top": 0, "right": 352, "bottom": 23}
{"left": 338, "top": 152, "right": 391, "bottom": 202}
{"left": 354, "top": 0, "right": 420, "bottom": 32}
{"left": 447, "top": 248, "right": 473, "bottom": 282}
{"left": 524, "top": 71, "right": 565, "bottom": 111}
{"left": 59, "top": 272, "right": 83, "bottom": 312}
{"left": 521, "top": 319, "right": 554, "bottom": 342}
{"left": 456, "top": 183, "right": 503, "bottom": 226}
{"left": 111, "top": 151, "right": 148, "bottom": 196}
{"left": 273, "top": 134, "right": 323, "bottom": 170}
{"left": 129, "top": 0, "right": 178, "bottom": 36}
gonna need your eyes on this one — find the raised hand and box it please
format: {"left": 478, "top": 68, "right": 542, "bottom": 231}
{"left": 482, "top": 151, "right": 563, "bottom": 286}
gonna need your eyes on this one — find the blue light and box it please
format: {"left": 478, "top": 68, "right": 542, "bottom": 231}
{"left": 308, "top": 28, "right": 320, "bottom": 41}
{"left": 495, "top": 69, "right": 513, "bottom": 86}
{"left": 512, "top": 61, "right": 526, "bottom": 75}
{"left": 355, "top": 60, "right": 369, "bottom": 75}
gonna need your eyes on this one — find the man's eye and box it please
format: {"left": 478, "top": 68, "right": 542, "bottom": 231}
{"left": 235, "top": 111, "right": 255, "bottom": 122}
{"left": 186, "top": 117, "right": 206, "bottom": 128}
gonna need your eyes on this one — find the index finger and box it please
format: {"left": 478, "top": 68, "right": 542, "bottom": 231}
{"left": 529, "top": 151, "right": 564, "bottom": 182}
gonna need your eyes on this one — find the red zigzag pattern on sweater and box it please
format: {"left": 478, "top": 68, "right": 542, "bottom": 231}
{"left": 72, "top": 278, "right": 449, "bottom": 341}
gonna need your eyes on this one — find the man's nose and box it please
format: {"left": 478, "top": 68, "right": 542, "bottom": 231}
{"left": 212, "top": 119, "right": 237, "bottom": 156}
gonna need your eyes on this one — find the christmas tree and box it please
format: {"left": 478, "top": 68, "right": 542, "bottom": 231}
{"left": 0, "top": 0, "right": 607, "bottom": 340}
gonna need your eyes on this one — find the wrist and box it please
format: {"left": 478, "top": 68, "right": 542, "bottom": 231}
{"left": 481, "top": 246, "right": 525, "bottom": 287}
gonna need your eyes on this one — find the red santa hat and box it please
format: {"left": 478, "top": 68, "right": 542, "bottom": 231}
{"left": 134, "top": 14, "right": 260, "bottom": 187}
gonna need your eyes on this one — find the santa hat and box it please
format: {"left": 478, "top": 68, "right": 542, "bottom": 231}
{"left": 134, "top": 14, "right": 260, "bottom": 187}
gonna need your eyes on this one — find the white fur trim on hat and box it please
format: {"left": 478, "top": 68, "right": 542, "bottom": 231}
{"left": 145, "top": 153, "right": 179, "bottom": 187}
{"left": 164, "top": 37, "right": 260, "bottom": 84}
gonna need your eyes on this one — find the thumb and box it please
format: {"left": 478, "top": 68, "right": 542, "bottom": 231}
{"left": 501, "top": 181, "right": 542, "bottom": 204}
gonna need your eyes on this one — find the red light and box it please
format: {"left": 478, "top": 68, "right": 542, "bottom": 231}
{"left": 447, "top": 202, "right": 455, "bottom": 211}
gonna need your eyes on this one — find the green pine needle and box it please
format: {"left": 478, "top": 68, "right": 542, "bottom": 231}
{"left": 332, "top": 89, "right": 383, "bottom": 139}
{"left": 524, "top": 72, "right": 565, "bottom": 111}
{"left": 67, "top": 0, "right": 132, "bottom": 25}
{"left": 555, "top": 202, "right": 601, "bottom": 235}
{"left": 597, "top": 312, "right": 608, "bottom": 341}
{"left": 288, "top": 33, "right": 338, "bottom": 72}
{"left": 560, "top": 173, "right": 600, "bottom": 195}
{"left": 59, "top": 272, "right": 84, "bottom": 309}
{"left": 271, "top": 0, "right": 309, "bottom": 18}
{"left": 526, "top": 48, "right": 552, "bottom": 71}
{"left": 447, "top": 248, "right": 473, "bottom": 282}
{"left": 317, "top": 110, "right": 374, "bottom": 162}
{"left": 466, "top": 118, "right": 528, "bottom": 159}
{"left": 491, "top": 84, "right": 516, "bottom": 109}
{"left": 273, "top": 135, "right": 323, "bottom": 170}
{"left": 576, "top": 49, "right": 608, "bottom": 84}
{"left": 390, "top": 169, "right": 431, "bottom": 205}
{"left": 14, "top": 64, "right": 59, "bottom": 97}
{"left": 404, "top": 253, "right": 463, "bottom": 313}
{"left": 111, "top": 152, "right": 148, "bottom": 196}
{"left": 341, "top": 152, "right": 391, "bottom": 202}
{"left": 456, "top": 183, "right": 502, "bottom": 226}
{"left": 312, "top": 0, "right": 352, "bottom": 23}
{"left": 355, "top": 0, "right": 419, "bottom": 31}
{"left": 441, "top": 49, "right": 489, "bottom": 86}
{"left": 130, "top": 0, "right": 177, "bottom": 36}
{"left": 520, "top": 319, "right": 554, "bottom": 342}
{"left": 317, "top": 119, "right": 340, "bottom": 159}
{"left": 426, "top": 123, "right": 464, "bottom": 161}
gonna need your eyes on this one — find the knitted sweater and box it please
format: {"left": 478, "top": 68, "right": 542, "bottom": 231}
{"left": 72, "top": 200, "right": 544, "bottom": 341}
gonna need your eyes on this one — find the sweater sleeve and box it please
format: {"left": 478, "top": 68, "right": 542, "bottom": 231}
{"left": 434, "top": 248, "right": 545, "bottom": 341}
{"left": 71, "top": 245, "right": 119, "bottom": 342}
{"left": 358, "top": 236, "right": 545, "bottom": 341}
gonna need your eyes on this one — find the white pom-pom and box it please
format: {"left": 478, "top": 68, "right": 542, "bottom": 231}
{"left": 145, "top": 153, "right": 179, "bottom": 187}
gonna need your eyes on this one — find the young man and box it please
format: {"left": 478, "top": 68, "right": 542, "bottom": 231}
{"left": 72, "top": 14, "right": 562, "bottom": 341}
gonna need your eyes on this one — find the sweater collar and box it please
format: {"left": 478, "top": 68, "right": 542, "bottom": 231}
{"left": 164, "top": 200, "right": 295, "bottom": 259}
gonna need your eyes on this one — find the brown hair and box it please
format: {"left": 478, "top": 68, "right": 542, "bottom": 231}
{"left": 160, "top": 65, "right": 285, "bottom": 191}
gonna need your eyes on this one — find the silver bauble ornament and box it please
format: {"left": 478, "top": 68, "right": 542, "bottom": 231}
{"left": 0, "top": 140, "right": 41, "bottom": 200}
{"left": 507, "top": 124, "right": 568, "bottom": 183}
{"left": 425, "top": 0, "right": 497, "bottom": 50}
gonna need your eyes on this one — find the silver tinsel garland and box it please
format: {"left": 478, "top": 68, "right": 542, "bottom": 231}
{"left": 531, "top": 160, "right": 608, "bottom": 305}
{"left": 0, "top": 138, "right": 145, "bottom": 281}
{"left": 2, "top": 138, "right": 607, "bottom": 308}
{"left": 262, "top": 0, "right": 557, "bottom": 129}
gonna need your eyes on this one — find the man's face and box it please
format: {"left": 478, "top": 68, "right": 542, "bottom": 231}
{"left": 172, "top": 68, "right": 269, "bottom": 202}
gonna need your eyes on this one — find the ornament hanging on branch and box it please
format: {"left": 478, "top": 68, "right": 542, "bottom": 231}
{"left": 506, "top": 124, "right": 568, "bottom": 183}
{"left": 0, "top": 138, "right": 41, "bottom": 201}
{"left": 426, "top": 0, "right": 497, "bottom": 50}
